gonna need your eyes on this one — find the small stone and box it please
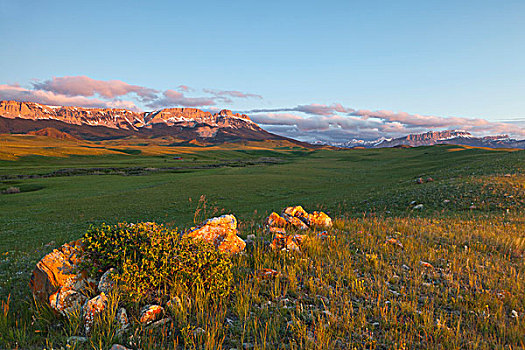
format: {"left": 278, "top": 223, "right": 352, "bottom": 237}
{"left": 110, "top": 345, "right": 132, "bottom": 350}
{"left": 167, "top": 296, "right": 183, "bottom": 311}
{"left": 193, "top": 327, "right": 205, "bottom": 335}
{"left": 147, "top": 317, "right": 172, "bottom": 329}
{"left": 116, "top": 308, "right": 129, "bottom": 329}
{"left": 386, "top": 238, "right": 403, "bottom": 248}
{"left": 67, "top": 336, "right": 88, "bottom": 344}
{"left": 316, "top": 231, "right": 330, "bottom": 239}
{"left": 139, "top": 305, "right": 164, "bottom": 324}
{"left": 256, "top": 268, "right": 279, "bottom": 280}
{"left": 419, "top": 261, "right": 434, "bottom": 269}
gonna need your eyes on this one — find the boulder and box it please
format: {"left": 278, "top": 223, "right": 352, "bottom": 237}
{"left": 186, "top": 214, "right": 246, "bottom": 254}
{"left": 30, "top": 239, "right": 92, "bottom": 304}
{"left": 266, "top": 212, "right": 287, "bottom": 227}
{"left": 49, "top": 286, "right": 87, "bottom": 317}
{"left": 307, "top": 211, "right": 333, "bottom": 228}
{"left": 270, "top": 233, "right": 305, "bottom": 252}
{"left": 83, "top": 293, "right": 108, "bottom": 335}
{"left": 139, "top": 305, "right": 164, "bottom": 324}
{"left": 98, "top": 268, "right": 116, "bottom": 294}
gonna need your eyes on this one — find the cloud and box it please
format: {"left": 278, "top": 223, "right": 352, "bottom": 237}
{"left": 146, "top": 90, "right": 218, "bottom": 109}
{"left": 250, "top": 107, "right": 525, "bottom": 143}
{"left": 0, "top": 84, "right": 139, "bottom": 110}
{"left": 245, "top": 103, "right": 355, "bottom": 116}
{"left": 33, "top": 76, "right": 158, "bottom": 102}
{"left": 204, "top": 89, "right": 263, "bottom": 100}
{"left": 2, "top": 76, "right": 524, "bottom": 142}
{"left": 2, "top": 76, "right": 266, "bottom": 111}
{"left": 178, "top": 85, "right": 193, "bottom": 92}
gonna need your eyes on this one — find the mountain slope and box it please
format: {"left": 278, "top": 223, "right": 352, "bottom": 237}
{"left": 0, "top": 100, "right": 309, "bottom": 145}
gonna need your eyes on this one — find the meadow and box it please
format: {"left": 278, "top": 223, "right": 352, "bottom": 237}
{"left": 0, "top": 137, "right": 524, "bottom": 349}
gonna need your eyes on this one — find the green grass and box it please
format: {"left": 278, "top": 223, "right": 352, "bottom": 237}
{"left": 0, "top": 144, "right": 524, "bottom": 348}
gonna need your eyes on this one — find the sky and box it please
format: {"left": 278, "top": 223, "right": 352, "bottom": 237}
{"left": 1, "top": 0, "right": 524, "bottom": 142}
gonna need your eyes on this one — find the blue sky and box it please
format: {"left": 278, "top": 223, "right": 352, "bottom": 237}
{"left": 1, "top": 0, "right": 524, "bottom": 141}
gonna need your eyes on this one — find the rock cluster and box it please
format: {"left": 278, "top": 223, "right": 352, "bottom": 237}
{"left": 266, "top": 206, "right": 333, "bottom": 252}
{"left": 29, "top": 210, "right": 328, "bottom": 339}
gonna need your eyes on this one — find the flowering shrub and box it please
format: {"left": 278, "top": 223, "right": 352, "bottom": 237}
{"left": 82, "top": 222, "right": 233, "bottom": 303}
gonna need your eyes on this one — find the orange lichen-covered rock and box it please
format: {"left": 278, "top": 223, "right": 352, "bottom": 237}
{"left": 269, "top": 226, "right": 286, "bottom": 234}
{"left": 30, "top": 239, "right": 90, "bottom": 303}
{"left": 285, "top": 216, "right": 309, "bottom": 230}
{"left": 49, "top": 286, "right": 87, "bottom": 317}
{"left": 139, "top": 305, "right": 164, "bottom": 324}
{"left": 186, "top": 214, "right": 246, "bottom": 254}
{"left": 256, "top": 268, "right": 279, "bottom": 280}
{"left": 283, "top": 206, "right": 308, "bottom": 218}
{"left": 307, "top": 211, "right": 333, "bottom": 228}
{"left": 270, "top": 233, "right": 306, "bottom": 252}
{"left": 83, "top": 293, "right": 108, "bottom": 335}
{"left": 266, "top": 212, "right": 287, "bottom": 227}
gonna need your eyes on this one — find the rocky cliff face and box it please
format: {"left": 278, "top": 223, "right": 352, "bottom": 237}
{"left": 0, "top": 100, "right": 275, "bottom": 142}
{"left": 402, "top": 130, "right": 471, "bottom": 143}
{"left": 0, "top": 101, "right": 256, "bottom": 131}
{"left": 336, "top": 130, "right": 524, "bottom": 149}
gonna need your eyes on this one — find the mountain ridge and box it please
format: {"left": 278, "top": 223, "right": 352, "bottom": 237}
{"left": 0, "top": 100, "right": 312, "bottom": 146}
{"left": 320, "top": 130, "right": 525, "bottom": 149}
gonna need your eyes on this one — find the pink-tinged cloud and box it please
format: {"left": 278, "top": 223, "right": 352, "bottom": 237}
{"left": 204, "top": 89, "right": 263, "bottom": 100}
{"left": 33, "top": 76, "right": 158, "bottom": 101}
{"left": 0, "top": 84, "right": 140, "bottom": 110}
{"left": 178, "top": 85, "right": 193, "bottom": 92}
{"left": 147, "top": 90, "right": 217, "bottom": 108}
{"left": 245, "top": 103, "right": 355, "bottom": 116}
{"left": 250, "top": 107, "right": 525, "bottom": 142}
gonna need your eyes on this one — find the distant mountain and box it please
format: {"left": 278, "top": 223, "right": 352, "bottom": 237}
{"left": 327, "top": 130, "right": 525, "bottom": 149}
{"left": 28, "top": 127, "right": 79, "bottom": 141}
{"left": 0, "top": 100, "right": 310, "bottom": 146}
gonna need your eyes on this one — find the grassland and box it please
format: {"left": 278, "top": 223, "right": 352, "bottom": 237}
{"left": 0, "top": 135, "right": 524, "bottom": 349}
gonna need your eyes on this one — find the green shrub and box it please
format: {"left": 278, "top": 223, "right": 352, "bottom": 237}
{"left": 82, "top": 222, "right": 233, "bottom": 304}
